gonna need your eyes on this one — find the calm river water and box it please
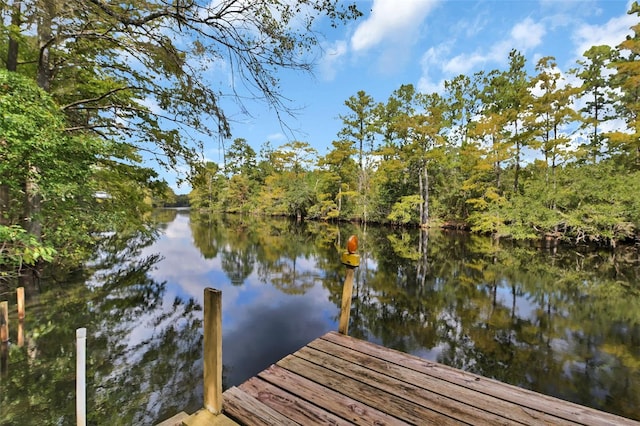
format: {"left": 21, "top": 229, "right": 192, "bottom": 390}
{"left": 1, "top": 209, "right": 639, "bottom": 425}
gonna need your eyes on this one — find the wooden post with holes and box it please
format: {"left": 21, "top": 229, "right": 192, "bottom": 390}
{"left": 0, "top": 301, "right": 8, "bottom": 343}
{"left": 338, "top": 235, "right": 360, "bottom": 335}
{"left": 17, "top": 287, "right": 25, "bottom": 320}
{"left": 203, "top": 288, "right": 223, "bottom": 415}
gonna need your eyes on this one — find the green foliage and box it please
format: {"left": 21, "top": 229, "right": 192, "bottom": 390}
{"left": 388, "top": 195, "right": 422, "bottom": 225}
{"left": 1, "top": 0, "right": 362, "bottom": 177}
{"left": 0, "top": 0, "right": 363, "bottom": 280}
{"left": 186, "top": 4, "right": 640, "bottom": 246}
{"left": 0, "top": 70, "right": 164, "bottom": 276}
{"left": 0, "top": 225, "right": 56, "bottom": 280}
{"left": 189, "top": 162, "right": 224, "bottom": 210}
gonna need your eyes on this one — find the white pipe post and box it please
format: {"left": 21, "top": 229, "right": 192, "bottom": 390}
{"left": 76, "top": 328, "right": 87, "bottom": 426}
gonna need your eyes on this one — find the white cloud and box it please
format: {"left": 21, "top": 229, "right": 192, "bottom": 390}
{"left": 318, "top": 39, "right": 348, "bottom": 81}
{"left": 511, "top": 17, "right": 546, "bottom": 50}
{"left": 572, "top": 13, "right": 635, "bottom": 58}
{"left": 417, "top": 76, "right": 445, "bottom": 95}
{"left": 266, "top": 132, "right": 286, "bottom": 142}
{"left": 417, "top": 45, "right": 450, "bottom": 93}
{"left": 442, "top": 52, "right": 487, "bottom": 76}
{"left": 350, "top": 0, "right": 439, "bottom": 52}
{"left": 441, "top": 17, "right": 546, "bottom": 77}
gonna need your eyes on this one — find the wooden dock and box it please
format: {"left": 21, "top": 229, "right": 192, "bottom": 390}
{"left": 167, "top": 240, "right": 640, "bottom": 426}
{"left": 180, "top": 330, "right": 639, "bottom": 426}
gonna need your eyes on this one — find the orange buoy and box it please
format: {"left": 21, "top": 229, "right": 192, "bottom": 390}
{"left": 347, "top": 235, "right": 358, "bottom": 254}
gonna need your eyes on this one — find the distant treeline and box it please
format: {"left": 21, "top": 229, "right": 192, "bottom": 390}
{"left": 189, "top": 11, "right": 640, "bottom": 247}
{"left": 156, "top": 194, "right": 190, "bottom": 208}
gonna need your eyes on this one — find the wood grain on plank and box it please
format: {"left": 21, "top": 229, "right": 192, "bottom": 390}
{"left": 223, "top": 386, "right": 299, "bottom": 426}
{"left": 320, "top": 332, "right": 640, "bottom": 426}
{"left": 239, "top": 377, "right": 351, "bottom": 426}
{"left": 258, "top": 364, "right": 409, "bottom": 426}
{"left": 306, "top": 337, "right": 569, "bottom": 426}
{"left": 277, "top": 354, "right": 465, "bottom": 426}
{"left": 294, "top": 345, "right": 522, "bottom": 426}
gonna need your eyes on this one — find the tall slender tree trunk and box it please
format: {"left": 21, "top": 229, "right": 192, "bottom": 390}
{"left": 492, "top": 135, "right": 502, "bottom": 190}
{"left": 24, "top": 0, "right": 55, "bottom": 240}
{"left": 37, "top": 0, "right": 54, "bottom": 91}
{"left": 514, "top": 141, "right": 521, "bottom": 192}
{"left": 422, "top": 163, "right": 429, "bottom": 226}
{"left": 7, "top": 0, "right": 21, "bottom": 72}
{"left": 418, "top": 168, "right": 424, "bottom": 224}
{"left": 513, "top": 119, "right": 521, "bottom": 193}
{"left": 0, "top": 140, "right": 8, "bottom": 226}
{"left": 23, "top": 167, "right": 42, "bottom": 239}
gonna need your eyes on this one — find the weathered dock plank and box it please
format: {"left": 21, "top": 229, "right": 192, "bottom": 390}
{"left": 217, "top": 331, "right": 640, "bottom": 426}
{"left": 223, "top": 386, "right": 298, "bottom": 426}
{"left": 320, "top": 331, "right": 638, "bottom": 426}
{"left": 305, "top": 335, "right": 572, "bottom": 426}
{"left": 278, "top": 354, "right": 453, "bottom": 425}
{"left": 239, "top": 376, "right": 351, "bottom": 425}
{"left": 257, "top": 364, "right": 405, "bottom": 425}
{"left": 294, "top": 345, "right": 521, "bottom": 425}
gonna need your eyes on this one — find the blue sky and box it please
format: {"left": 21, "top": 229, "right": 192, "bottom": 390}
{"left": 166, "top": 0, "right": 636, "bottom": 193}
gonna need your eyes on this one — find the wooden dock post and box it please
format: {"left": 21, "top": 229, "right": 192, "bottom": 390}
{"left": 0, "top": 301, "right": 8, "bottom": 343}
{"left": 339, "top": 235, "right": 360, "bottom": 335}
{"left": 17, "top": 287, "right": 25, "bottom": 347}
{"left": 203, "top": 288, "right": 223, "bottom": 415}
{"left": 76, "top": 328, "right": 87, "bottom": 426}
{"left": 17, "top": 320, "right": 24, "bottom": 347}
{"left": 17, "top": 287, "right": 25, "bottom": 320}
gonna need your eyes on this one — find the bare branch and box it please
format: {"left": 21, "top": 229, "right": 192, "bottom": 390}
{"left": 61, "top": 86, "right": 139, "bottom": 110}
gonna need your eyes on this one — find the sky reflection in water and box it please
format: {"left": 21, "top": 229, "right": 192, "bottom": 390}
{"left": 142, "top": 212, "right": 338, "bottom": 387}
{"left": 3, "top": 210, "right": 640, "bottom": 425}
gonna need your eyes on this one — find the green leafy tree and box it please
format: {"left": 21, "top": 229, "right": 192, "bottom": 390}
{"left": 484, "top": 50, "right": 532, "bottom": 193}
{"left": 373, "top": 84, "right": 420, "bottom": 222}
{"left": 609, "top": 1, "right": 640, "bottom": 169}
{"left": 0, "top": 0, "right": 362, "bottom": 279}
{"left": 225, "top": 138, "right": 257, "bottom": 178}
{"left": 224, "top": 174, "right": 253, "bottom": 213}
{"left": 442, "top": 72, "right": 484, "bottom": 219}
{"left": 0, "top": 70, "right": 109, "bottom": 284}
{"left": 528, "top": 57, "right": 579, "bottom": 175}
{"left": 464, "top": 74, "right": 511, "bottom": 234}
{"left": 444, "top": 73, "right": 484, "bottom": 148}
{"left": 315, "top": 139, "right": 358, "bottom": 220}
{"left": 525, "top": 56, "right": 580, "bottom": 233}
{"left": 573, "top": 45, "right": 616, "bottom": 163}
{"left": 2, "top": 0, "right": 361, "bottom": 171}
{"left": 390, "top": 91, "right": 449, "bottom": 226}
{"left": 272, "top": 141, "right": 318, "bottom": 176}
{"left": 338, "top": 90, "right": 378, "bottom": 222}
{"left": 388, "top": 195, "right": 422, "bottom": 225}
{"left": 255, "top": 141, "right": 317, "bottom": 218}
{"left": 189, "top": 162, "right": 223, "bottom": 210}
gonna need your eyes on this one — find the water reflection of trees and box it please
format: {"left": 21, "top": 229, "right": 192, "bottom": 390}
{"left": 190, "top": 213, "right": 328, "bottom": 294}
{"left": 359, "top": 231, "right": 640, "bottom": 420}
{"left": 1, "top": 229, "right": 204, "bottom": 425}
{"left": 189, "top": 213, "right": 640, "bottom": 420}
